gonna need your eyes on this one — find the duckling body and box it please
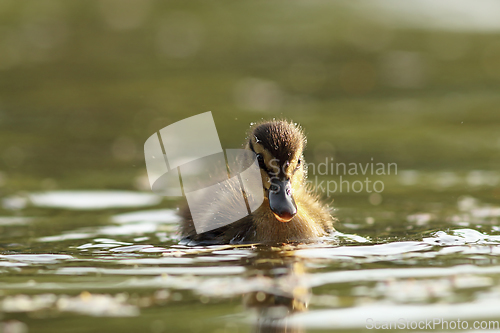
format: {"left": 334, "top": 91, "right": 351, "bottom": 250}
{"left": 179, "top": 120, "right": 335, "bottom": 245}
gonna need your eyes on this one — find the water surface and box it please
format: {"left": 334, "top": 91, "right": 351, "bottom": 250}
{"left": 1, "top": 1, "right": 500, "bottom": 332}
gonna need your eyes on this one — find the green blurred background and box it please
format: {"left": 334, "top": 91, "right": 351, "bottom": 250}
{"left": 0, "top": 0, "right": 499, "bottom": 194}
{"left": 1, "top": 2, "right": 500, "bottom": 332}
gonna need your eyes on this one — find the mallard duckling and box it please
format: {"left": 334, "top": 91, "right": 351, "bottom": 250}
{"left": 179, "top": 120, "right": 335, "bottom": 245}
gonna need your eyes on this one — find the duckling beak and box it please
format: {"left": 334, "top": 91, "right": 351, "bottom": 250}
{"left": 268, "top": 178, "right": 297, "bottom": 222}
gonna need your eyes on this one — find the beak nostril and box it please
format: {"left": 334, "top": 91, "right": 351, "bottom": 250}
{"left": 269, "top": 183, "right": 280, "bottom": 193}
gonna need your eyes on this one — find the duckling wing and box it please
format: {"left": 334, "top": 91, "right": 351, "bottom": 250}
{"left": 178, "top": 178, "right": 258, "bottom": 245}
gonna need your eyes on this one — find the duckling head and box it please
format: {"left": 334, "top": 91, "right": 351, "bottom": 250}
{"left": 246, "top": 120, "right": 306, "bottom": 223}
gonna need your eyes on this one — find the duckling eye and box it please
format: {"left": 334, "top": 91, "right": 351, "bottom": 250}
{"left": 256, "top": 154, "right": 265, "bottom": 169}
{"left": 296, "top": 158, "right": 302, "bottom": 170}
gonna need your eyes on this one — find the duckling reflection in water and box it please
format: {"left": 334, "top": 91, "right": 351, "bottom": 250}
{"left": 180, "top": 120, "right": 335, "bottom": 245}
{"left": 244, "top": 249, "right": 309, "bottom": 333}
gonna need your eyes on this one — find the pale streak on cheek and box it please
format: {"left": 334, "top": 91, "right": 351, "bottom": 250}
{"left": 284, "top": 157, "right": 300, "bottom": 179}
{"left": 260, "top": 170, "right": 271, "bottom": 189}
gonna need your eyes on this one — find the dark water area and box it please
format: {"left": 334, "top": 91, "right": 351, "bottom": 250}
{"left": 1, "top": 1, "right": 500, "bottom": 332}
